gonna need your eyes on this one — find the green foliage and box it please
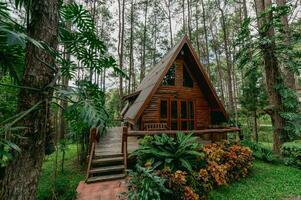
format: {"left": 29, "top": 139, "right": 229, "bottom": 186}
{"left": 128, "top": 138, "right": 254, "bottom": 200}
{"left": 63, "top": 80, "right": 109, "bottom": 135}
{"left": 241, "top": 140, "right": 279, "bottom": 163}
{"left": 236, "top": 3, "right": 301, "bottom": 141}
{"left": 209, "top": 160, "right": 301, "bottom": 200}
{"left": 126, "top": 165, "right": 171, "bottom": 200}
{"left": 132, "top": 133, "right": 204, "bottom": 172}
{"left": 59, "top": 3, "right": 127, "bottom": 80}
{"left": 282, "top": 141, "right": 301, "bottom": 168}
{"left": 37, "top": 145, "right": 84, "bottom": 200}
{"left": 105, "top": 89, "right": 121, "bottom": 127}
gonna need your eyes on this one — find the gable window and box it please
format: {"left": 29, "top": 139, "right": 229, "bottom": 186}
{"left": 183, "top": 65, "right": 193, "bottom": 87}
{"left": 162, "top": 64, "right": 176, "bottom": 86}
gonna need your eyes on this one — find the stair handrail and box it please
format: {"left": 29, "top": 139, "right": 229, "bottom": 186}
{"left": 85, "top": 127, "right": 98, "bottom": 182}
{"left": 122, "top": 126, "right": 128, "bottom": 170}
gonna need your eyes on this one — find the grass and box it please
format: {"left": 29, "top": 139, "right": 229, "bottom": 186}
{"left": 209, "top": 160, "right": 301, "bottom": 200}
{"left": 37, "top": 144, "right": 85, "bottom": 200}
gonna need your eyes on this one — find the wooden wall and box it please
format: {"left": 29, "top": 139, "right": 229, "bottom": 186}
{"left": 140, "top": 57, "right": 212, "bottom": 130}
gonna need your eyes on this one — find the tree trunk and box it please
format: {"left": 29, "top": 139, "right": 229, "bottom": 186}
{"left": 253, "top": 110, "right": 259, "bottom": 143}
{"left": 218, "top": 0, "right": 234, "bottom": 114}
{"left": 255, "top": 0, "right": 285, "bottom": 154}
{"left": 140, "top": 0, "right": 149, "bottom": 82}
{"left": 128, "top": 0, "right": 135, "bottom": 94}
{"left": 118, "top": 0, "right": 125, "bottom": 107}
{"left": 210, "top": 23, "right": 225, "bottom": 103}
{"left": 187, "top": 0, "right": 192, "bottom": 39}
{"left": 0, "top": 0, "right": 59, "bottom": 199}
{"left": 195, "top": 1, "right": 201, "bottom": 58}
{"left": 201, "top": 0, "right": 210, "bottom": 74}
{"left": 152, "top": 0, "right": 158, "bottom": 66}
{"left": 165, "top": 0, "right": 173, "bottom": 47}
{"left": 276, "top": 0, "right": 296, "bottom": 90}
{"left": 182, "top": 0, "right": 186, "bottom": 33}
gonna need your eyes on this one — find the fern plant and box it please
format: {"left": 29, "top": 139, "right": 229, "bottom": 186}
{"left": 131, "top": 132, "right": 205, "bottom": 172}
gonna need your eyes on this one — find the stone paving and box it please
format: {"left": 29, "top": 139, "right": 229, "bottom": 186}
{"left": 76, "top": 179, "right": 127, "bottom": 200}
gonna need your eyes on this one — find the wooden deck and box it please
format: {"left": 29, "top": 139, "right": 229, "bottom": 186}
{"left": 95, "top": 127, "right": 139, "bottom": 157}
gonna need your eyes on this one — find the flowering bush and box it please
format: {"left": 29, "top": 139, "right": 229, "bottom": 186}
{"left": 127, "top": 136, "right": 254, "bottom": 200}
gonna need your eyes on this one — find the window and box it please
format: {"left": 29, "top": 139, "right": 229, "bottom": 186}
{"left": 171, "top": 100, "right": 178, "bottom": 130}
{"left": 162, "top": 64, "right": 176, "bottom": 86}
{"left": 160, "top": 100, "right": 168, "bottom": 119}
{"left": 180, "top": 100, "right": 194, "bottom": 130}
{"left": 183, "top": 65, "right": 193, "bottom": 87}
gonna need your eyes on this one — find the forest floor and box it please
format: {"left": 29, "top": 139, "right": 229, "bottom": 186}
{"left": 37, "top": 143, "right": 301, "bottom": 200}
{"left": 37, "top": 144, "right": 85, "bottom": 200}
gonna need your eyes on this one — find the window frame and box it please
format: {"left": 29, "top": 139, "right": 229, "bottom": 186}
{"left": 162, "top": 64, "right": 176, "bottom": 86}
{"left": 182, "top": 64, "right": 194, "bottom": 88}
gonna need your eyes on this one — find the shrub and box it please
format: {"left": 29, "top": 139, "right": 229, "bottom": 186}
{"left": 127, "top": 134, "right": 254, "bottom": 200}
{"left": 126, "top": 164, "right": 171, "bottom": 200}
{"left": 282, "top": 141, "right": 301, "bottom": 168}
{"left": 240, "top": 140, "right": 279, "bottom": 163}
{"left": 132, "top": 133, "right": 205, "bottom": 172}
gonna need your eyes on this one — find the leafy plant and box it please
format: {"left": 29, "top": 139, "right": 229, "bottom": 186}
{"left": 126, "top": 164, "right": 171, "bottom": 200}
{"left": 241, "top": 140, "right": 279, "bottom": 163}
{"left": 282, "top": 141, "right": 301, "bottom": 168}
{"left": 128, "top": 137, "right": 254, "bottom": 200}
{"left": 132, "top": 133, "right": 205, "bottom": 172}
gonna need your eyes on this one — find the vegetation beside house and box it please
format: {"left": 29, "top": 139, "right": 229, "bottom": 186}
{"left": 1, "top": 0, "right": 301, "bottom": 199}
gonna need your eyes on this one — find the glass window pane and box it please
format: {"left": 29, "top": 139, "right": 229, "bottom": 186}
{"left": 183, "top": 65, "right": 193, "bottom": 87}
{"left": 171, "top": 120, "right": 178, "bottom": 130}
{"left": 188, "top": 101, "right": 194, "bottom": 118}
{"left": 181, "top": 101, "right": 187, "bottom": 119}
{"left": 162, "top": 64, "right": 176, "bottom": 86}
{"left": 160, "top": 100, "right": 167, "bottom": 119}
{"left": 171, "top": 101, "right": 177, "bottom": 119}
{"left": 189, "top": 120, "right": 194, "bottom": 130}
{"left": 181, "top": 121, "right": 187, "bottom": 130}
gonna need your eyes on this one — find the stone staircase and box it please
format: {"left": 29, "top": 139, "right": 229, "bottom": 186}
{"left": 86, "top": 153, "right": 126, "bottom": 183}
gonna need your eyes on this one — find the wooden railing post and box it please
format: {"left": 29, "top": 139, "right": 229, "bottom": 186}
{"left": 85, "top": 128, "right": 97, "bottom": 182}
{"left": 122, "top": 126, "right": 128, "bottom": 169}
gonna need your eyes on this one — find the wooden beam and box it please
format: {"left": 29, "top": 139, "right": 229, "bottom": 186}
{"left": 127, "top": 127, "right": 240, "bottom": 137}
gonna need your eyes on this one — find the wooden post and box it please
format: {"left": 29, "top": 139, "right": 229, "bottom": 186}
{"left": 122, "top": 126, "right": 128, "bottom": 169}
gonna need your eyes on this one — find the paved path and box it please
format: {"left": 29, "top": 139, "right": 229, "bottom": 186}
{"left": 76, "top": 179, "right": 127, "bottom": 200}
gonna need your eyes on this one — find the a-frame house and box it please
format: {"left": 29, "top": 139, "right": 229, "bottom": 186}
{"left": 122, "top": 35, "right": 236, "bottom": 141}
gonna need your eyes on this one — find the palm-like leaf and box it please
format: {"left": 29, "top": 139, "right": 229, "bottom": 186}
{"left": 132, "top": 133, "right": 205, "bottom": 172}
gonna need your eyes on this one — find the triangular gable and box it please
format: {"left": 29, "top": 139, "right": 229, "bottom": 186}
{"left": 123, "top": 35, "right": 228, "bottom": 124}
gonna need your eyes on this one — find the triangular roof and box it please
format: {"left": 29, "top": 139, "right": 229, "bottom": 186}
{"left": 123, "top": 35, "right": 228, "bottom": 124}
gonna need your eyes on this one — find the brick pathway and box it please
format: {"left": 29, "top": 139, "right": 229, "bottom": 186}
{"left": 76, "top": 179, "right": 127, "bottom": 200}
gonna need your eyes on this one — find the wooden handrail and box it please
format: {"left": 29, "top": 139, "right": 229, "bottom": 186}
{"left": 127, "top": 127, "right": 240, "bottom": 137}
{"left": 85, "top": 128, "right": 98, "bottom": 182}
{"left": 120, "top": 127, "right": 239, "bottom": 171}
{"left": 122, "top": 126, "right": 128, "bottom": 169}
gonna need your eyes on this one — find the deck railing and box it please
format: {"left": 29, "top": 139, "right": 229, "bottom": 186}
{"left": 121, "top": 127, "right": 240, "bottom": 169}
{"left": 85, "top": 127, "right": 99, "bottom": 182}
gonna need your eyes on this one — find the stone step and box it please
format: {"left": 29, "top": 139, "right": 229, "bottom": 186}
{"left": 86, "top": 174, "right": 126, "bottom": 184}
{"left": 92, "top": 156, "right": 123, "bottom": 165}
{"left": 89, "top": 165, "right": 125, "bottom": 174}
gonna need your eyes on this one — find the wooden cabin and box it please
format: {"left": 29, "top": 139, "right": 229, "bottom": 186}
{"left": 122, "top": 35, "right": 238, "bottom": 142}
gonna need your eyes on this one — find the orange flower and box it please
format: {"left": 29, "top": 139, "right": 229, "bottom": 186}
{"left": 184, "top": 186, "right": 199, "bottom": 200}
{"left": 173, "top": 170, "right": 187, "bottom": 184}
